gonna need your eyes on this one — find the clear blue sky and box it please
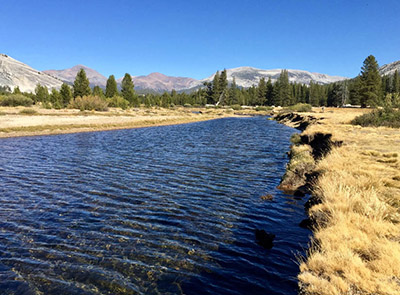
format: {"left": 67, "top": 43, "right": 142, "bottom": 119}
{"left": 2, "top": 0, "right": 399, "bottom": 79}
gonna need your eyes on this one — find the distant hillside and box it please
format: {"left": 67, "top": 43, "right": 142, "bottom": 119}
{"left": 200, "top": 67, "right": 347, "bottom": 88}
{"left": 44, "top": 65, "right": 108, "bottom": 88}
{"left": 0, "top": 54, "right": 62, "bottom": 92}
{"left": 379, "top": 60, "right": 400, "bottom": 76}
{"left": 1, "top": 54, "right": 352, "bottom": 94}
{"left": 120, "top": 72, "right": 199, "bottom": 92}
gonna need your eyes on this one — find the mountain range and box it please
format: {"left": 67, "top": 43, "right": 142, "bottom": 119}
{"left": 1, "top": 54, "right": 399, "bottom": 94}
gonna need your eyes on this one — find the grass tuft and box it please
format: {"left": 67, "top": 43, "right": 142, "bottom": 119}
{"left": 19, "top": 108, "right": 38, "bottom": 115}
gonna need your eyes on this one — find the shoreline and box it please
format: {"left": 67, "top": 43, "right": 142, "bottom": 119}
{"left": 275, "top": 108, "right": 400, "bottom": 295}
{"left": 0, "top": 106, "right": 265, "bottom": 139}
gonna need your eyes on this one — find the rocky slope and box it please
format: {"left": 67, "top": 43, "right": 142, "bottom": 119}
{"left": 119, "top": 72, "right": 198, "bottom": 92}
{"left": 200, "top": 66, "right": 347, "bottom": 88}
{"left": 44, "top": 65, "right": 108, "bottom": 88}
{"left": 379, "top": 60, "right": 400, "bottom": 76}
{"left": 0, "top": 54, "right": 63, "bottom": 92}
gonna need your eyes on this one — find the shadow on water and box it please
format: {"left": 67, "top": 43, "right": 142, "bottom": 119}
{"left": 0, "top": 117, "right": 311, "bottom": 295}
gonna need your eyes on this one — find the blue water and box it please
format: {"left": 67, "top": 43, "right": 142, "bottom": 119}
{"left": 0, "top": 117, "right": 310, "bottom": 295}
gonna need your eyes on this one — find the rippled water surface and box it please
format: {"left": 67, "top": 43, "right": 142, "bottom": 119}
{"left": 0, "top": 117, "right": 310, "bottom": 295}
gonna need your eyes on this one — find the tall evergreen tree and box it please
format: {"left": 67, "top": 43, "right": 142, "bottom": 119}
{"left": 349, "top": 76, "right": 362, "bottom": 105}
{"left": 105, "top": 75, "right": 118, "bottom": 98}
{"left": 359, "top": 55, "right": 382, "bottom": 107}
{"left": 266, "top": 78, "right": 273, "bottom": 105}
{"left": 228, "top": 77, "right": 239, "bottom": 105}
{"left": 392, "top": 70, "right": 399, "bottom": 94}
{"left": 219, "top": 69, "right": 228, "bottom": 93}
{"left": 256, "top": 77, "right": 267, "bottom": 105}
{"left": 49, "top": 88, "right": 62, "bottom": 108}
{"left": 60, "top": 83, "right": 72, "bottom": 107}
{"left": 278, "top": 70, "right": 292, "bottom": 106}
{"left": 73, "top": 68, "right": 91, "bottom": 98}
{"left": 212, "top": 71, "right": 220, "bottom": 104}
{"left": 93, "top": 86, "right": 104, "bottom": 98}
{"left": 35, "top": 84, "right": 49, "bottom": 103}
{"left": 121, "top": 73, "right": 137, "bottom": 106}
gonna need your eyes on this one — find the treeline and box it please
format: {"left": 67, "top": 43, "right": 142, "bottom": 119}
{"left": 1, "top": 55, "right": 399, "bottom": 109}
{"left": 142, "top": 55, "right": 399, "bottom": 108}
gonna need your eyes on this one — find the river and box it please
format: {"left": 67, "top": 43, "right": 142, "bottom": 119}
{"left": 0, "top": 117, "right": 310, "bottom": 295}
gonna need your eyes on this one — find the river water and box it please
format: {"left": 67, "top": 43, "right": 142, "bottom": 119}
{"left": 0, "top": 117, "right": 310, "bottom": 295}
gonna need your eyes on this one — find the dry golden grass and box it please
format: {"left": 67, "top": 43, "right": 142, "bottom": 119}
{"left": 0, "top": 105, "right": 248, "bottom": 138}
{"left": 297, "top": 108, "right": 400, "bottom": 295}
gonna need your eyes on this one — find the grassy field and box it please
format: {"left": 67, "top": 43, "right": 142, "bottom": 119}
{"left": 0, "top": 105, "right": 270, "bottom": 138}
{"left": 292, "top": 108, "right": 400, "bottom": 295}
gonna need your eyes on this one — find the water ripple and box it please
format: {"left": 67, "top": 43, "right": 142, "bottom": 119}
{"left": 0, "top": 117, "right": 310, "bottom": 295}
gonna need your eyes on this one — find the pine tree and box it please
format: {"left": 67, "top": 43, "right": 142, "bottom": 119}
{"left": 256, "top": 77, "right": 267, "bottom": 105}
{"left": 93, "top": 86, "right": 104, "bottom": 98}
{"left": 121, "top": 73, "right": 137, "bottom": 106}
{"left": 49, "top": 88, "right": 62, "bottom": 109}
{"left": 228, "top": 77, "right": 239, "bottom": 105}
{"left": 278, "top": 70, "right": 292, "bottom": 106}
{"left": 13, "top": 86, "right": 21, "bottom": 94}
{"left": 35, "top": 84, "right": 49, "bottom": 103}
{"left": 349, "top": 76, "right": 362, "bottom": 105}
{"left": 73, "top": 68, "right": 91, "bottom": 98}
{"left": 105, "top": 75, "right": 118, "bottom": 98}
{"left": 392, "top": 70, "right": 399, "bottom": 94}
{"left": 309, "top": 82, "right": 320, "bottom": 106}
{"left": 266, "top": 78, "right": 273, "bottom": 105}
{"left": 219, "top": 69, "right": 228, "bottom": 93}
{"left": 359, "top": 55, "right": 382, "bottom": 107}
{"left": 212, "top": 71, "right": 221, "bottom": 104}
{"left": 60, "top": 83, "right": 72, "bottom": 107}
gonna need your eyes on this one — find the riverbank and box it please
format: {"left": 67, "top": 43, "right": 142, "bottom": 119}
{"left": 276, "top": 108, "right": 400, "bottom": 295}
{"left": 0, "top": 106, "right": 269, "bottom": 138}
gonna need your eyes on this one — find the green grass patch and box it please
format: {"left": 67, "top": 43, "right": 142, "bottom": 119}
{"left": 231, "top": 104, "right": 242, "bottom": 110}
{"left": 351, "top": 108, "right": 400, "bottom": 128}
{"left": 286, "top": 103, "right": 312, "bottom": 112}
{"left": 19, "top": 108, "right": 38, "bottom": 115}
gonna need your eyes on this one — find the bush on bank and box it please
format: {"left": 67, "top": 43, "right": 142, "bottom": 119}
{"left": 286, "top": 103, "right": 312, "bottom": 112}
{"left": 0, "top": 94, "right": 33, "bottom": 107}
{"left": 351, "top": 107, "right": 400, "bottom": 128}
{"left": 68, "top": 95, "right": 108, "bottom": 111}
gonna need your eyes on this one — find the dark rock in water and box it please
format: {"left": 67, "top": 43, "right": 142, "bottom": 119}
{"left": 255, "top": 229, "right": 275, "bottom": 249}
{"left": 260, "top": 194, "right": 273, "bottom": 201}
{"left": 299, "top": 218, "right": 313, "bottom": 230}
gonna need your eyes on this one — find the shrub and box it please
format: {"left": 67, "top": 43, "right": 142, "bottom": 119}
{"left": 69, "top": 95, "right": 108, "bottom": 111}
{"left": 351, "top": 108, "right": 400, "bottom": 128}
{"left": 287, "top": 103, "right": 312, "bottom": 112}
{"left": 106, "top": 95, "right": 129, "bottom": 110}
{"left": 184, "top": 103, "right": 192, "bottom": 108}
{"left": 255, "top": 106, "right": 273, "bottom": 111}
{"left": 19, "top": 108, "right": 38, "bottom": 115}
{"left": 0, "top": 94, "right": 33, "bottom": 107}
{"left": 231, "top": 104, "right": 242, "bottom": 110}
